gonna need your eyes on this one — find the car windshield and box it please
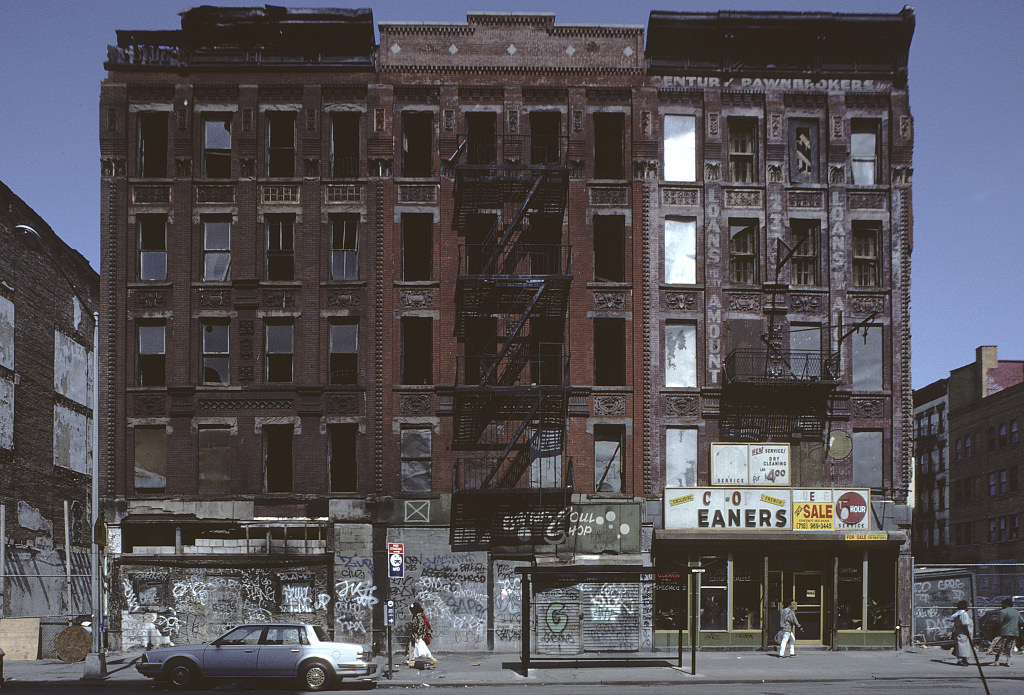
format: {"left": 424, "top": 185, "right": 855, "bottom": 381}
{"left": 313, "top": 625, "right": 329, "bottom": 642}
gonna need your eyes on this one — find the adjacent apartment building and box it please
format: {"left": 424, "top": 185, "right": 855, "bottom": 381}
{"left": 100, "top": 6, "right": 914, "bottom": 654}
{"left": 0, "top": 180, "right": 99, "bottom": 655}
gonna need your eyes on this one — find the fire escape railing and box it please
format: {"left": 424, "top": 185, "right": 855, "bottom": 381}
{"left": 724, "top": 348, "right": 842, "bottom": 385}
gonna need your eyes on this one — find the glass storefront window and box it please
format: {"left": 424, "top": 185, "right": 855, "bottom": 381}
{"left": 837, "top": 549, "right": 864, "bottom": 630}
{"left": 700, "top": 556, "right": 728, "bottom": 631}
{"left": 654, "top": 572, "right": 686, "bottom": 630}
{"left": 867, "top": 550, "right": 896, "bottom": 629}
{"left": 732, "top": 553, "right": 763, "bottom": 630}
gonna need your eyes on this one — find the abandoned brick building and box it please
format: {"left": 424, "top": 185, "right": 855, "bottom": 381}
{"left": 0, "top": 179, "right": 100, "bottom": 656}
{"left": 100, "top": 6, "right": 914, "bottom": 654}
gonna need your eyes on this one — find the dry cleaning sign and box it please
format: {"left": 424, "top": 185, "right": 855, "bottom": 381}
{"left": 664, "top": 488, "right": 791, "bottom": 529}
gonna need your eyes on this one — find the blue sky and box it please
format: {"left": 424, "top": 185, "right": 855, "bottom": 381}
{"left": 1, "top": 0, "right": 1021, "bottom": 388}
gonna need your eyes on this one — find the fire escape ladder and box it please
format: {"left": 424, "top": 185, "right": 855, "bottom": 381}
{"left": 483, "top": 172, "right": 545, "bottom": 275}
{"left": 481, "top": 396, "right": 543, "bottom": 489}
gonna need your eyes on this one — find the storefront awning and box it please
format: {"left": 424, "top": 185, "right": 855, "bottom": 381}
{"left": 654, "top": 528, "right": 906, "bottom": 543}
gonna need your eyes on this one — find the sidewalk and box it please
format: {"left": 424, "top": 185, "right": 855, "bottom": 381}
{"left": 1, "top": 646, "right": 1021, "bottom": 689}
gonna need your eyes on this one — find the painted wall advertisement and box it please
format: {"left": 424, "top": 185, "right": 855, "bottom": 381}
{"left": 664, "top": 487, "right": 872, "bottom": 532}
{"left": 710, "top": 443, "right": 789, "bottom": 486}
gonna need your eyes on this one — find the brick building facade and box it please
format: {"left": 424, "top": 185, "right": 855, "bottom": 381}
{"left": 101, "top": 7, "right": 914, "bottom": 655}
{"left": 0, "top": 180, "right": 99, "bottom": 653}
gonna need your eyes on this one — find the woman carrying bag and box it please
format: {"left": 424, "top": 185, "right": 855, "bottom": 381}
{"left": 407, "top": 601, "right": 438, "bottom": 668}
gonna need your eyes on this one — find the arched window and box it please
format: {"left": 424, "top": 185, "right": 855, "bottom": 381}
{"left": 965, "top": 435, "right": 973, "bottom": 458}
{"left": 1011, "top": 420, "right": 1019, "bottom": 445}
{"left": 999, "top": 423, "right": 1008, "bottom": 447}
{"left": 955, "top": 438, "right": 963, "bottom": 461}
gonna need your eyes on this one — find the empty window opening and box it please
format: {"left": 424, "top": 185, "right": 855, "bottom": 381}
{"left": 466, "top": 112, "right": 497, "bottom": 165}
{"left": 728, "top": 117, "right": 757, "bottom": 183}
{"left": 267, "top": 112, "right": 296, "bottom": 177}
{"left": 134, "top": 426, "right": 167, "bottom": 493}
{"left": 138, "top": 215, "right": 167, "bottom": 281}
{"left": 664, "top": 115, "right": 696, "bottom": 182}
{"left": 789, "top": 118, "right": 818, "bottom": 183}
{"left": 593, "top": 215, "right": 624, "bottom": 283}
{"left": 198, "top": 425, "right": 231, "bottom": 495}
{"left": 329, "top": 320, "right": 358, "bottom": 385}
{"left": 531, "top": 317, "right": 564, "bottom": 386}
{"left": 330, "top": 214, "right": 359, "bottom": 280}
{"left": 203, "top": 217, "right": 231, "bottom": 282}
{"left": 266, "top": 215, "right": 295, "bottom": 281}
{"left": 264, "top": 424, "right": 293, "bottom": 493}
{"left": 137, "top": 322, "right": 166, "bottom": 387}
{"left": 329, "top": 423, "right": 358, "bottom": 493}
{"left": 203, "top": 114, "right": 232, "bottom": 178}
{"left": 594, "top": 318, "right": 626, "bottom": 386}
{"left": 530, "top": 112, "right": 560, "bottom": 165}
{"left": 402, "top": 214, "right": 432, "bottom": 281}
{"left": 851, "top": 119, "right": 880, "bottom": 185}
{"left": 401, "top": 317, "right": 432, "bottom": 385}
{"left": 665, "top": 217, "right": 696, "bottom": 284}
{"left": 331, "top": 112, "right": 360, "bottom": 177}
{"left": 266, "top": 322, "right": 294, "bottom": 383}
{"left": 594, "top": 425, "right": 625, "bottom": 493}
{"left": 593, "top": 113, "right": 625, "bottom": 179}
{"left": 137, "top": 112, "right": 168, "bottom": 178}
{"left": 402, "top": 112, "right": 433, "bottom": 177}
{"left": 202, "top": 320, "right": 230, "bottom": 385}
{"left": 729, "top": 219, "right": 758, "bottom": 285}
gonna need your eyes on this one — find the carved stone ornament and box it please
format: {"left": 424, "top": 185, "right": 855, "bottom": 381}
{"left": 374, "top": 108, "right": 386, "bottom": 133}
{"left": 768, "top": 165, "right": 783, "bottom": 183}
{"left": 199, "top": 399, "right": 293, "bottom": 411}
{"left": 238, "top": 366, "right": 253, "bottom": 383}
{"left": 328, "top": 393, "right": 359, "bottom": 415}
{"left": 665, "top": 291, "right": 698, "bottom": 311}
{"left": 369, "top": 159, "right": 393, "bottom": 178}
{"left": 240, "top": 158, "right": 256, "bottom": 178}
{"left": 892, "top": 166, "right": 913, "bottom": 185}
{"left": 829, "top": 166, "right": 846, "bottom": 184}
{"left": 134, "top": 395, "right": 165, "bottom": 418}
{"left": 443, "top": 109, "right": 455, "bottom": 133}
{"left": 590, "top": 186, "right": 630, "bottom": 206}
{"left": 239, "top": 338, "right": 253, "bottom": 360}
{"left": 198, "top": 289, "right": 230, "bottom": 308}
{"left": 594, "top": 291, "right": 627, "bottom": 310}
{"left": 572, "top": 110, "right": 584, "bottom": 134}
{"left": 849, "top": 191, "right": 886, "bottom": 210}
{"left": 726, "top": 189, "right": 761, "bottom": 207}
{"left": 666, "top": 395, "right": 699, "bottom": 417}
{"left": 102, "top": 158, "right": 127, "bottom": 177}
{"left": 633, "top": 160, "right": 659, "bottom": 180}
{"left": 327, "top": 291, "right": 360, "bottom": 308}
{"left": 400, "top": 289, "right": 434, "bottom": 308}
{"left": 263, "top": 290, "right": 295, "bottom": 308}
{"left": 769, "top": 113, "right": 782, "bottom": 140}
{"left": 789, "top": 294, "right": 825, "bottom": 314}
{"left": 708, "top": 113, "right": 720, "bottom": 137}
{"left": 593, "top": 395, "right": 626, "bottom": 415}
{"left": 400, "top": 393, "right": 433, "bottom": 415}
{"left": 662, "top": 188, "right": 699, "bottom": 207}
{"left": 852, "top": 398, "right": 885, "bottom": 419}
{"left": 789, "top": 191, "right": 824, "bottom": 209}
{"left": 304, "top": 158, "right": 321, "bottom": 178}
{"left": 175, "top": 158, "right": 193, "bottom": 177}
{"left": 831, "top": 115, "right": 844, "bottom": 140}
{"left": 850, "top": 294, "right": 886, "bottom": 315}
{"left": 641, "top": 111, "right": 652, "bottom": 136}
{"left": 134, "top": 290, "right": 166, "bottom": 309}
{"left": 398, "top": 185, "right": 437, "bottom": 203}
{"left": 728, "top": 293, "right": 761, "bottom": 312}
{"left": 704, "top": 162, "right": 721, "bottom": 181}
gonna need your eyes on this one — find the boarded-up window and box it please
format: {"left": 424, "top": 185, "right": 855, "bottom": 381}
{"left": 329, "top": 423, "right": 358, "bottom": 493}
{"left": 665, "top": 427, "right": 697, "bottom": 487}
{"left": 853, "top": 430, "right": 884, "bottom": 490}
{"left": 665, "top": 322, "right": 697, "bottom": 387}
{"left": 593, "top": 215, "right": 624, "bottom": 282}
{"left": 0, "top": 294, "right": 13, "bottom": 371}
{"left": 134, "top": 426, "right": 167, "bottom": 493}
{"left": 664, "top": 115, "right": 696, "bottom": 182}
{"left": 198, "top": 425, "right": 230, "bottom": 494}
{"left": 594, "top": 318, "right": 625, "bottom": 386}
{"left": 665, "top": 218, "right": 696, "bottom": 284}
{"left": 401, "top": 427, "right": 431, "bottom": 492}
{"left": 264, "top": 424, "right": 293, "bottom": 493}
{"left": 594, "top": 425, "right": 625, "bottom": 493}
{"left": 852, "top": 325, "right": 883, "bottom": 390}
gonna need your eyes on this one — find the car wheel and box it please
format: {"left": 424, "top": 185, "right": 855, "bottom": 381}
{"left": 300, "top": 660, "right": 334, "bottom": 692}
{"left": 166, "top": 658, "right": 200, "bottom": 689}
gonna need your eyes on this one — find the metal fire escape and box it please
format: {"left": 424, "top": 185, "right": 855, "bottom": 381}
{"left": 441, "top": 131, "right": 573, "bottom": 549}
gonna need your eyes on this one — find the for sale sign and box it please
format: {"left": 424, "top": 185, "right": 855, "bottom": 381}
{"left": 793, "top": 489, "right": 834, "bottom": 531}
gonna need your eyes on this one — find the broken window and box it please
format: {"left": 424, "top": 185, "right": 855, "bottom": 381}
{"left": 137, "top": 322, "right": 166, "bottom": 387}
{"left": 531, "top": 318, "right": 564, "bottom": 386}
{"left": 266, "top": 214, "right": 295, "bottom": 281}
{"left": 201, "top": 319, "right": 230, "bottom": 385}
{"left": 728, "top": 117, "right": 757, "bottom": 183}
{"left": 267, "top": 112, "right": 296, "bottom": 177}
{"left": 134, "top": 426, "right": 167, "bottom": 493}
{"left": 198, "top": 424, "right": 231, "bottom": 494}
{"left": 594, "top": 425, "right": 625, "bottom": 493}
{"left": 665, "top": 217, "right": 696, "bottom": 284}
{"left": 203, "top": 216, "right": 231, "bottom": 282}
{"left": 790, "top": 220, "right": 819, "bottom": 286}
{"left": 665, "top": 321, "right": 697, "bottom": 387}
{"left": 466, "top": 112, "right": 497, "bottom": 165}
{"left": 329, "top": 319, "right": 358, "bottom": 385}
{"left": 330, "top": 214, "right": 359, "bottom": 280}
{"left": 264, "top": 423, "right": 294, "bottom": 493}
{"left": 138, "top": 214, "right": 167, "bottom": 282}
{"left": 402, "top": 214, "right": 432, "bottom": 281}
{"left": 594, "top": 318, "right": 625, "bottom": 386}
{"left": 329, "top": 423, "right": 358, "bottom": 493}
{"left": 729, "top": 219, "right": 758, "bottom": 285}
{"left": 202, "top": 113, "right": 232, "bottom": 178}
{"left": 137, "top": 112, "right": 168, "bottom": 178}
{"left": 529, "top": 425, "right": 563, "bottom": 487}
{"left": 530, "top": 112, "right": 560, "bottom": 165}
{"left": 401, "top": 427, "right": 432, "bottom": 492}
{"left": 665, "top": 427, "right": 697, "bottom": 487}
{"left": 789, "top": 118, "right": 818, "bottom": 183}
{"left": 331, "top": 112, "right": 360, "bottom": 177}
{"left": 851, "top": 119, "right": 881, "bottom": 185}
{"left": 852, "top": 430, "right": 883, "bottom": 490}
{"left": 852, "top": 325, "right": 882, "bottom": 390}
{"left": 664, "top": 114, "right": 696, "bottom": 182}
{"left": 401, "top": 317, "right": 432, "bottom": 385}
{"left": 402, "top": 112, "right": 433, "bottom": 177}
{"left": 265, "top": 321, "right": 294, "bottom": 383}
{"left": 789, "top": 323, "right": 822, "bottom": 379}
{"left": 852, "top": 222, "right": 880, "bottom": 287}
{"left": 593, "top": 113, "right": 625, "bottom": 179}
{"left": 593, "top": 215, "right": 624, "bottom": 283}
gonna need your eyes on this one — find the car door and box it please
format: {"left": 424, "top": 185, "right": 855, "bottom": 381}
{"left": 203, "top": 625, "right": 264, "bottom": 676}
{"left": 257, "top": 625, "right": 307, "bottom": 676}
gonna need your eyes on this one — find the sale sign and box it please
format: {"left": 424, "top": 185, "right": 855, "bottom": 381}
{"left": 793, "top": 489, "right": 834, "bottom": 531}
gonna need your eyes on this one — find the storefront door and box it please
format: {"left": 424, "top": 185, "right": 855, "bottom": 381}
{"left": 790, "top": 572, "right": 823, "bottom": 642}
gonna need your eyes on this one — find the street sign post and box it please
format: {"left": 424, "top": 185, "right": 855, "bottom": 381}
{"left": 388, "top": 543, "right": 404, "bottom": 579}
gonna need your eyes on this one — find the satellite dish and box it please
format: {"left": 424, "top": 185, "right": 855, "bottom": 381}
{"left": 827, "top": 430, "right": 852, "bottom": 460}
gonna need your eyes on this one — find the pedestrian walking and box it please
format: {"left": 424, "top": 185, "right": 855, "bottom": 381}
{"left": 778, "top": 600, "right": 802, "bottom": 658}
{"left": 989, "top": 598, "right": 1024, "bottom": 667}
{"left": 948, "top": 599, "right": 973, "bottom": 666}
{"left": 407, "top": 601, "right": 438, "bottom": 668}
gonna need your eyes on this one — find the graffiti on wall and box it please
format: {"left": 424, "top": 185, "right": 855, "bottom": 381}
{"left": 493, "top": 559, "right": 525, "bottom": 649}
{"left": 333, "top": 555, "right": 378, "bottom": 642}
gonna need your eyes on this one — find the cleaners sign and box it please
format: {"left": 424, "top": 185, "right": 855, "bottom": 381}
{"left": 665, "top": 488, "right": 791, "bottom": 529}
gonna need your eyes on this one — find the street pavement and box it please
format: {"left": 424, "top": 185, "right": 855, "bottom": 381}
{"left": 1, "top": 646, "right": 1022, "bottom": 688}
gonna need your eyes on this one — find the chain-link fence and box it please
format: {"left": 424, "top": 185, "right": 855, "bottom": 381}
{"left": 912, "top": 563, "right": 1024, "bottom": 647}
